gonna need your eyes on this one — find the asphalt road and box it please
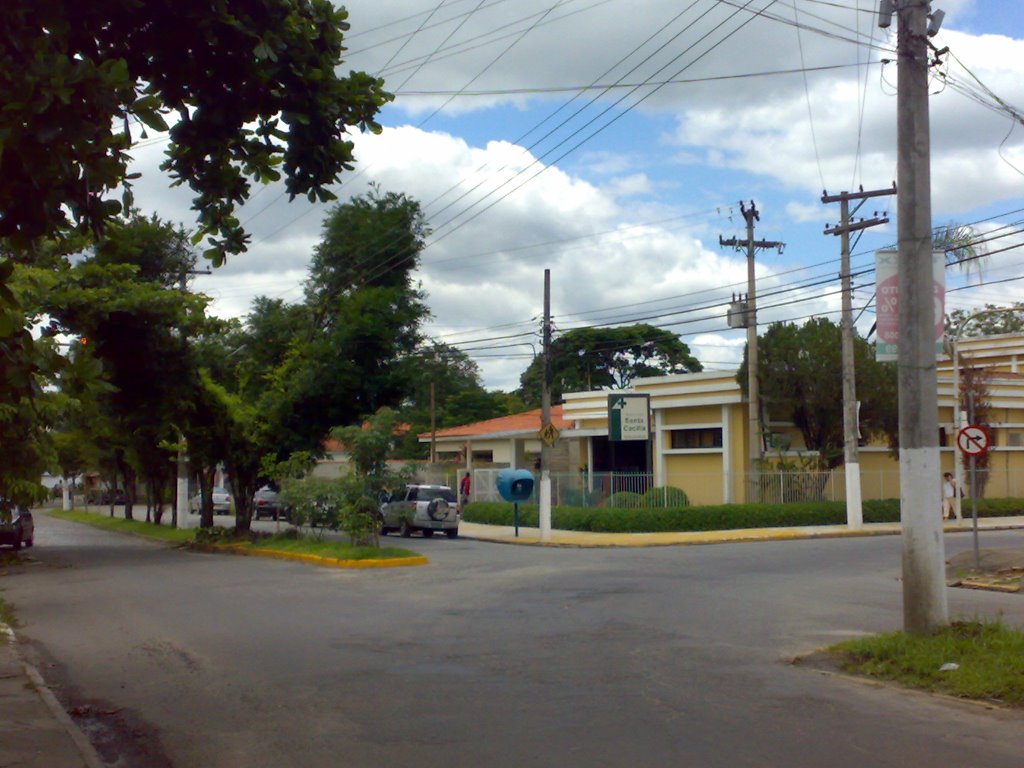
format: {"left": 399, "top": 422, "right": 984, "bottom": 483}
{"left": 4, "top": 512, "right": 1023, "bottom": 767}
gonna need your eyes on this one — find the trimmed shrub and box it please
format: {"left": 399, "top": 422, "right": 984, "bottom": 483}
{"left": 643, "top": 486, "right": 690, "bottom": 508}
{"left": 461, "top": 497, "right": 1024, "bottom": 533}
{"left": 603, "top": 491, "right": 643, "bottom": 509}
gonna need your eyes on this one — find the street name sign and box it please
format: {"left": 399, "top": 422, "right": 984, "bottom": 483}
{"left": 608, "top": 394, "right": 650, "bottom": 441}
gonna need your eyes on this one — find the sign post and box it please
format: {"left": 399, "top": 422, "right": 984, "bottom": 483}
{"left": 957, "top": 424, "right": 990, "bottom": 570}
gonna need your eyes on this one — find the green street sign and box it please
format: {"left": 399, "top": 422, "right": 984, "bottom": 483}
{"left": 608, "top": 394, "right": 650, "bottom": 441}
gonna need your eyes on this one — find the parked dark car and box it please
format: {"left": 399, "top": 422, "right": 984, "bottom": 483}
{"left": 253, "top": 486, "right": 288, "bottom": 521}
{"left": 85, "top": 487, "right": 128, "bottom": 505}
{"left": 0, "top": 507, "right": 34, "bottom": 550}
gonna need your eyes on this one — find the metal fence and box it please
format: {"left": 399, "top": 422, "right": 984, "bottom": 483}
{"left": 426, "top": 467, "right": 1024, "bottom": 509}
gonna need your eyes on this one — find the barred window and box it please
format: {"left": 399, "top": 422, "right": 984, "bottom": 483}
{"left": 670, "top": 428, "right": 723, "bottom": 449}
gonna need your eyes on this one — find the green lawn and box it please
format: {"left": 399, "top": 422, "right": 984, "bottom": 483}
{"left": 48, "top": 508, "right": 419, "bottom": 561}
{"left": 829, "top": 620, "right": 1024, "bottom": 707}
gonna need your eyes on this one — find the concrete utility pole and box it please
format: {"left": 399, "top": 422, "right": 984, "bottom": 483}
{"left": 176, "top": 267, "right": 210, "bottom": 530}
{"left": 823, "top": 185, "right": 895, "bottom": 529}
{"left": 894, "top": 0, "right": 948, "bottom": 633}
{"left": 539, "top": 269, "right": 553, "bottom": 542}
{"left": 720, "top": 203, "right": 783, "bottom": 501}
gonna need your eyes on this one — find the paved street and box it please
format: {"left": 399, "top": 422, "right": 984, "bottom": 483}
{"left": 3, "top": 511, "right": 1023, "bottom": 767}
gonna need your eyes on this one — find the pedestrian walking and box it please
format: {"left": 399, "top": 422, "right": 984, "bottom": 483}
{"left": 942, "top": 472, "right": 959, "bottom": 520}
{"left": 459, "top": 471, "right": 471, "bottom": 508}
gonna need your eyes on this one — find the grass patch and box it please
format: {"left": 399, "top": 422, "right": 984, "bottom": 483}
{"left": 50, "top": 509, "right": 195, "bottom": 544}
{"left": 52, "top": 509, "right": 418, "bottom": 561}
{"left": 829, "top": 619, "right": 1024, "bottom": 707}
{"left": 0, "top": 595, "right": 15, "bottom": 627}
{"left": 241, "top": 534, "right": 417, "bottom": 561}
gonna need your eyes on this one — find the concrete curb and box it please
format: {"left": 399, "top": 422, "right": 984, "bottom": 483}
{"left": 195, "top": 542, "right": 429, "bottom": 569}
{"left": 457, "top": 518, "right": 1024, "bottom": 548}
{"left": 1, "top": 622, "right": 105, "bottom": 768}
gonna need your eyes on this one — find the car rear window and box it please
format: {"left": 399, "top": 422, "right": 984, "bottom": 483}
{"left": 408, "top": 487, "right": 456, "bottom": 503}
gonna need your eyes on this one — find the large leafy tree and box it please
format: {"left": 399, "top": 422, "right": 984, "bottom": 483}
{"left": 32, "top": 217, "right": 209, "bottom": 520}
{"left": 519, "top": 324, "right": 703, "bottom": 406}
{"left": 393, "top": 342, "right": 524, "bottom": 458}
{"left": 273, "top": 189, "right": 430, "bottom": 451}
{"left": 739, "top": 318, "right": 897, "bottom": 469}
{"left": 1, "top": 1, "right": 389, "bottom": 508}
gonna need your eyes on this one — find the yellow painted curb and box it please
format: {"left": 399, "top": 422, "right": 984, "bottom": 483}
{"left": 197, "top": 543, "right": 428, "bottom": 569}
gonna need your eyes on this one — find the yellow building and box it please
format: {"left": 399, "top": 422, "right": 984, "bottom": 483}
{"left": 426, "top": 332, "right": 1024, "bottom": 506}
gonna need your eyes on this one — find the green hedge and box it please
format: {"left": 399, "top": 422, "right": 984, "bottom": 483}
{"left": 462, "top": 497, "right": 1024, "bottom": 533}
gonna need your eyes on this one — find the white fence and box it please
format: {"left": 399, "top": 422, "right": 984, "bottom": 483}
{"left": 464, "top": 468, "right": 1024, "bottom": 508}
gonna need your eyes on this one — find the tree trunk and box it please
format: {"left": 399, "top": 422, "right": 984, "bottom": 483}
{"left": 199, "top": 467, "right": 216, "bottom": 528}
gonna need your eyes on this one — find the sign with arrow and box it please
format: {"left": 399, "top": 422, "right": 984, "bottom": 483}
{"left": 957, "top": 425, "right": 991, "bottom": 456}
{"left": 608, "top": 394, "right": 650, "bottom": 441}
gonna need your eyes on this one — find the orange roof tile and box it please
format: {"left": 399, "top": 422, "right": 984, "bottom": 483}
{"left": 419, "top": 405, "right": 570, "bottom": 440}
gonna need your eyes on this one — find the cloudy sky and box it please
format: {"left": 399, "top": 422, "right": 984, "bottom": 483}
{"left": 128, "top": 0, "right": 1024, "bottom": 391}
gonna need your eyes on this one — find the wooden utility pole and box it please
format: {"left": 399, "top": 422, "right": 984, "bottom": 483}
{"left": 895, "top": 0, "right": 948, "bottom": 633}
{"left": 823, "top": 184, "right": 895, "bottom": 529}
{"left": 720, "top": 202, "right": 783, "bottom": 501}
{"left": 539, "top": 269, "right": 553, "bottom": 541}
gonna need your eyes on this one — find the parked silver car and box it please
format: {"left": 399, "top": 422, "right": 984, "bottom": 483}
{"left": 379, "top": 484, "right": 459, "bottom": 538}
{"left": 190, "top": 487, "right": 231, "bottom": 514}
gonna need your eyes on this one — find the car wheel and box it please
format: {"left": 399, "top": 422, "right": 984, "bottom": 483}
{"left": 446, "top": 529, "right": 458, "bottom": 539}
{"left": 13, "top": 538, "right": 21, "bottom": 551}
{"left": 422, "top": 529, "right": 434, "bottom": 538}
{"left": 379, "top": 527, "right": 389, "bottom": 536}
{"left": 26, "top": 538, "right": 33, "bottom": 547}
{"left": 399, "top": 520, "right": 412, "bottom": 538}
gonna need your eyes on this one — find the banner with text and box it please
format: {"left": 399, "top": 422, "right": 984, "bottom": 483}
{"left": 874, "top": 249, "right": 946, "bottom": 362}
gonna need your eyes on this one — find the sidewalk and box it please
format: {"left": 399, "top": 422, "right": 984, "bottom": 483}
{"left": 0, "top": 625, "right": 104, "bottom": 768}
{"left": 458, "top": 515, "right": 1024, "bottom": 547}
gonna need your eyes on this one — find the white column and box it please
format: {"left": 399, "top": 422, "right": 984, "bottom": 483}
{"left": 654, "top": 409, "right": 665, "bottom": 487}
{"left": 62, "top": 478, "right": 72, "bottom": 511}
{"left": 721, "top": 404, "right": 733, "bottom": 504}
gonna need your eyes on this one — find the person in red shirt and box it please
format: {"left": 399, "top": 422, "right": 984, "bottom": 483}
{"left": 459, "top": 471, "right": 471, "bottom": 508}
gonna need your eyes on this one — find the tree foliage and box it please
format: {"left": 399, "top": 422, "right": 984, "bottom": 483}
{"left": 739, "top": 318, "right": 897, "bottom": 469}
{"left": 947, "top": 303, "right": 1024, "bottom": 337}
{"left": 0, "top": 0, "right": 390, "bottom": 261}
{"left": 519, "top": 324, "right": 703, "bottom": 407}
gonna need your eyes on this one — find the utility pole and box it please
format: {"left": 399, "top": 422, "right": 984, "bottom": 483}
{"left": 539, "top": 269, "right": 553, "bottom": 542}
{"left": 823, "top": 184, "right": 895, "bottom": 529}
{"left": 429, "top": 381, "right": 437, "bottom": 464}
{"left": 893, "top": 0, "right": 948, "bottom": 633}
{"left": 720, "top": 202, "right": 784, "bottom": 502}
{"left": 176, "top": 266, "right": 211, "bottom": 530}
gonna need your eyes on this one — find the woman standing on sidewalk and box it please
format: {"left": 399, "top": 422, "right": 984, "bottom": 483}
{"left": 942, "top": 472, "right": 959, "bottom": 520}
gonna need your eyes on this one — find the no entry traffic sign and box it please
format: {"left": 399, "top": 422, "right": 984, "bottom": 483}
{"left": 957, "top": 425, "right": 991, "bottom": 456}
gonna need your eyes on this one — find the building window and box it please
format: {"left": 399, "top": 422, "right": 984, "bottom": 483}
{"left": 670, "top": 428, "right": 723, "bottom": 449}
{"left": 1008, "top": 431, "right": 1024, "bottom": 448}
{"left": 471, "top": 450, "right": 494, "bottom": 463}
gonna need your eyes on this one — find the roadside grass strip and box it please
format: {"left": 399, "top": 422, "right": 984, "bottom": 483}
{"left": 51, "top": 509, "right": 426, "bottom": 569}
{"left": 50, "top": 509, "right": 194, "bottom": 544}
{"left": 829, "top": 620, "right": 1024, "bottom": 707}
{"left": 203, "top": 535, "right": 427, "bottom": 568}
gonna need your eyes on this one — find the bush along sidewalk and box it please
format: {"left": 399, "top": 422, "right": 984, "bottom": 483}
{"left": 462, "top": 497, "right": 1024, "bottom": 534}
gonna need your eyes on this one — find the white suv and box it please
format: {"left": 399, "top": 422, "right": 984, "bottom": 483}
{"left": 379, "top": 484, "right": 459, "bottom": 538}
